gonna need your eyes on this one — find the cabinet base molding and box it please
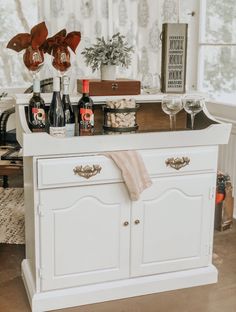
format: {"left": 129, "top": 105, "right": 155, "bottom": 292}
{"left": 22, "top": 260, "right": 218, "bottom": 312}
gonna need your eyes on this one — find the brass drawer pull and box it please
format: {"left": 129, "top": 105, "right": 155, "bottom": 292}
{"left": 73, "top": 164, "right": 102, "bottom": 179}
{"left": 165, "top": 157, "right": 190, "bottom": 170}
{"left": 123, "top": 221, "right": 129, "bottom": 226}
{"left": 134, "top": 220, "right": 140, "bottom": 225}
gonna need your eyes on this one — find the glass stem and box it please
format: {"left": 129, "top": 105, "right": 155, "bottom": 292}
{"left": 169, "top": 114, "right": 175, "bottom": 131}
{"left": 191, "top": 113, "right": 196, "bottom": 130}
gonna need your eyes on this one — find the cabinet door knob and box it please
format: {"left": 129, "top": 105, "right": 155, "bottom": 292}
{"left": 134, "top": 219, "right": 140, "bottom": 225}
{"left": 123, "top": 221, "right": 129, "bottom": 226}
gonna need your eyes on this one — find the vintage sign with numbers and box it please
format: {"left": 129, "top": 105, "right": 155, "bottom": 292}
{"left": 161, "top": 23, "right": 188, "bottom": 93}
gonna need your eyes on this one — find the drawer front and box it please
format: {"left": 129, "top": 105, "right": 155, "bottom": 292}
{"left": 37, "top": 146, "right": 217, "bottom": 189}
{"left": 37, "top": 155, "right": 122, "bottom": 189}
{"left": 140, "top": 146, "right": 218, "bottom": 176}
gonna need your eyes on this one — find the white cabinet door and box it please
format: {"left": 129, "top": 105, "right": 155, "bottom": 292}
{"left": 131, "top": 174, "right": 215, "bottom": 277}
{"left": 39, "top": 183, "right": 130, "bottom": 291}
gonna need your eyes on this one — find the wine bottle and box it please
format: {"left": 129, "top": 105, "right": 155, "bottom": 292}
{"left": 62, "top": 76, "right": 75, "bottom": 137}
{"left": 78, "top": 79, "right": 94, "bottom": 135}
{"left": 28, "top": 78, "right": 46, "bottom": 132}
{"left": 48, "top": 76, "right": 66, "bottom": 137}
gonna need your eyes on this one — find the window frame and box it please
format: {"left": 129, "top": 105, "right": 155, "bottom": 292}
{"left": 197, "top": 0, "right": 236, "bottom": 102}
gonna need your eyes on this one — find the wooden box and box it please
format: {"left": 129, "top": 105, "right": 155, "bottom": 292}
{"left": 77, "top": 79, "right": 141, "bottom": 96}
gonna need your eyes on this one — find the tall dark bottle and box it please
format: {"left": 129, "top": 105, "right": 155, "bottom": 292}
{"left": 62, "top": 76, "right": 75, "bottom": 137}
{"left": 78, "top": 79, "right": 94, "bottom": 135}
{"left": 28, "top": 78, "right": 46, "bottom": 132}
{"left": 48, "top": 76, "right": 66, "bottom": 137}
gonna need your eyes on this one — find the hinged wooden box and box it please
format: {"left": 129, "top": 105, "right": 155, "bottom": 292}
{"left": 77, "top": 79, "right": 141, "bottom": 96}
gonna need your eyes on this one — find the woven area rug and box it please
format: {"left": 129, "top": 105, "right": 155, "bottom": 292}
{"left": 0, "top": 187, "right": 24, "bottom": 244}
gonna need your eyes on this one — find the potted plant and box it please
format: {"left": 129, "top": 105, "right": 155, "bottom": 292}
{"left": 81, "top": 32, "right": 134, "bottom": 80}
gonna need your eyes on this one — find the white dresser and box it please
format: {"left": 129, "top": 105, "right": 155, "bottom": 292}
{"left": 15, "top": 94, "right": 231, "bottom": 312}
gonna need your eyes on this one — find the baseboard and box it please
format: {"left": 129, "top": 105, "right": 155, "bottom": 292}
{"left": 22, "top": 260, "right": 218, "bottom": 312}
{"left": 21, "top": 260, "right": 36, "bottom": 310}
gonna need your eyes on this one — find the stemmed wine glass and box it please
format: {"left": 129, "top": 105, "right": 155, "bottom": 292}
{"left": 183, "top": 95, "right": 205, "bottom": 129}
{"left": 22, "top": 46, "right": 45, "bottom": 84}
{"left": 51, "top": 46, "right": 71, "bottom": 79}
{"left": 161, "top": 95, "right": 183, "bottom": 130}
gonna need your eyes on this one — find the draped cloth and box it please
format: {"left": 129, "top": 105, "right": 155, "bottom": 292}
{"left": 103, "top": 150, "right": 152, "bottom": 201}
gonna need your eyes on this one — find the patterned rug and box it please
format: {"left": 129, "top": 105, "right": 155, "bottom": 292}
{"left": 0, "top": 187, "right": 24, "bottom": 244}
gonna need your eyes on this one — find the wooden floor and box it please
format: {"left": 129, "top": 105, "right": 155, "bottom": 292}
{"left": 0, "top": 222, "right": 235, "bottom": 312}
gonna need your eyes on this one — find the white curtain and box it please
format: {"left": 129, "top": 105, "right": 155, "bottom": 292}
{"left": 0, "top": 0, "right": 195, "bottom": 91}
{"left": 0, "top": 0, "right": 38, "bottom": 89}
{"left": 39, "top": 0, "right": 182, "bottom": 92}
{"left": 39, "top": 0, "right": 112, "bottom": 92}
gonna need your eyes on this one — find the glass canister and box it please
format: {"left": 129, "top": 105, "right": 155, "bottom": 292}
{"left": 103, "top": 98, "right": 139, "bottom": 133}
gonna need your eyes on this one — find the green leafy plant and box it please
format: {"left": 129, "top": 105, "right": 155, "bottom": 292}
{"left": 81, "top": 33, "right": 134, "bottom": 72}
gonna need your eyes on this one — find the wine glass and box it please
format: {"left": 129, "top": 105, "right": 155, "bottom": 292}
{"left": 23, "top": 46, "right": 44, "bottom": 76}
{"left": 183, "top": 95, "right": 205, "bottom": 129}
{"left": 52, "top": 46, "right": 71, "bottom": 78}
{"left": 22, "top": 46, "right": 45, "bottom": 84}
{"left": 161, "top": 95, "right": 183, "bottom": 130}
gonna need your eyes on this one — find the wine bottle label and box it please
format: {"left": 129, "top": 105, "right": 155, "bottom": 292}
{"left": 65, "top": 123, "right": 75, "bottom": 137}
{"left": 79, "top": 108, "right": 94, "bottom": 126}
{"left": 65, "top": 109, "right": 75, "bottom": 123}
{"left": 31, "top": 108, "right": 45, "bottom": 126}
{"left": 49, "top": 126, "right": 66, "bottom": 138}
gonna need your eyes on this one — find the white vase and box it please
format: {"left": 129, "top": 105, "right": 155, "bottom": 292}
{"left": 100, "top": 64, "right": 116, "bottom": 81}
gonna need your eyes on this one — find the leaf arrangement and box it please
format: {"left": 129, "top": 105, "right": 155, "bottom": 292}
{"left": 81, "top": 33, "right": 134, "bottom": 72}
{"left": 7, "top": 21, "right": 48, "bottom": 53}
{"left": 7, "top": 22, "right": 48, "bottom": 71}
{"left": 42, "top": 29, "right": 81, "bottom": 72}
{"left": 7, "top": 22, "right": 81, "bottom": 72}
{"left": 42, "top": 29, "right": 81, "bottom": 55}
{"left": 217, "top": 172, "right": 231, "bottom": 194}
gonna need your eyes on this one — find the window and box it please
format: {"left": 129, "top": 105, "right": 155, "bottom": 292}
{"left": 198, "top": 0, "right": 236, "bottom": 103}
{"left": 0, "top": 0, "right": 38, "bottom": 89}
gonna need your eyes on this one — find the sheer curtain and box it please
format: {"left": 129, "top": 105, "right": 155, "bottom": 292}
{"left": 0, "top": 0, "right": 38, "bottom": 90}
{"left": 39, "top": 0, "right": 181, "bottom": 92}
{"left": 0, "top": 0, "right": 196, "bottom": 92}
{"left": 39, "top": 0, "right": 111, "bottom": 92}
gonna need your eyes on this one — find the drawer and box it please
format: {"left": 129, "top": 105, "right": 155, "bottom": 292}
{"left": 37, "top": 146, "right": 218, "bottom": 189}
{"left": 37, "top": 155, "right": 123, "bottom": 189}
{"left": 140, "top": 146, "right": 218, "bottom": 176}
